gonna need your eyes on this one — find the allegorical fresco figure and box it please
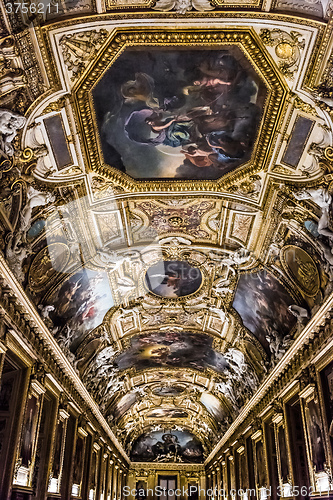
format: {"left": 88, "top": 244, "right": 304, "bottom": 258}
{"left": 93, "top": 48, "right": 266, "bottom": 180}
{"left": 131, "top": 431, "right": 204, "bottom": 463}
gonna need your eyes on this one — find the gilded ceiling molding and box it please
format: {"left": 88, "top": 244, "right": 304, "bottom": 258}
{"left": 130, "top": 462, "right": 205, "bottom": 471}
{"left": 309, "top": 16, "right": 333, "bottom": 88}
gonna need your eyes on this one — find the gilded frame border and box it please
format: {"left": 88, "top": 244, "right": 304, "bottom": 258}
{"left": 74, "top": 27, "right": 288, "bottom": 192}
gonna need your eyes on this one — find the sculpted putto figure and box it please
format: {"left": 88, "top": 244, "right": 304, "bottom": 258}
{"left": 83, "top": 345, "right": 117, "bottom": 385}
{"left": 20, "top": 186, "right": 56, "bottom": 235}
{"left": 95, "top": 248, "right": 141, "bottom": 271}
{"left": 0, "top": 109, "right": 26, "bottom": 157}
{"left": 209, "top": 247, "right": 251, "bottom": 275}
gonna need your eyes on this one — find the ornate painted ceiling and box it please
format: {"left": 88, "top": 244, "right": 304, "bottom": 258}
{"left": 0, "top": 0, "right": 333, "bottom": 464}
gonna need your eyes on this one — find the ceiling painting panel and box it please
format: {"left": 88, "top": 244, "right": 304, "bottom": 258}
{"left": 92, "top": 47, "right": 267, "bottom": 180}
{"left": 233, "top": 270, "right": 297, "bottom": 355}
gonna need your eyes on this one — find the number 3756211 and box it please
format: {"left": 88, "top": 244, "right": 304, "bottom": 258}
{"left": 5, "top": 2, "right": 59, "bottom": 14}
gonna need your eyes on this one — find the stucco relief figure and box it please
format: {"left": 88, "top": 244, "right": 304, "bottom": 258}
{"left": 82, "top": 345, "right": 117, "bottom": 385}
{"left": 94, "top": 248, "right": 141, "bottom": 271}
{"left": 20, "top": 187, "right": 56, "bottom": 236}
{"left": 130, "top": 430, "right": 203, "bottom": 463}
{"left": 266, "top": 329, "right": 293, "bottom": 364}
{"left": 209, "top": 247, "right": 252, "bottom": 276}
{"left": 5, "top": 186, "right": 55, "bottom": 281}
{"left": 0, "top": 109, "right": 26, "bottom": 158}
{"left": 82, "top": 345, "right": 124, "bottom": 406}
{"left": 225, "top": 348, "right": 259, "bottom": 391}
{"left": 153, "top": 0, "right": 214, "bottom": 13}
{"left": 294, "top": 187, "right": 333, "bottom": 240}
{"left": 295, "top": 189, "right": 333, "bottom": 278}
{"left": 288, "top": 304, "right": 310, "bottom": 331}
{"left": 216, "top": 348, "right": 259, "bottom": 410}
{"left": 5, "top": 233, "right": 32, "bottom": 282}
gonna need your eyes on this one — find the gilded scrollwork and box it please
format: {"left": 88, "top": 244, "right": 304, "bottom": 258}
{"left": 259, "top": 28, "right": 305, "bottom": 79}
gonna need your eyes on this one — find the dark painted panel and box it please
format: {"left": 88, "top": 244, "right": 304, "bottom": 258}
{"left": 44, "top": 114, "right": 72, "bottom": 170}
{"left": 282, "top": 115, "right": 314, "bottom": 168}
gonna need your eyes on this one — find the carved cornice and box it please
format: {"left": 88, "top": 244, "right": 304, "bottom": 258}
{"left": 130, "top": 462, "right": 205, "bottom": 471}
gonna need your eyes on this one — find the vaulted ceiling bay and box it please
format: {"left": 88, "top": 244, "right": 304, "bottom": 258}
{"left": 0, "top": 1, "right": 333, "bottom": 499}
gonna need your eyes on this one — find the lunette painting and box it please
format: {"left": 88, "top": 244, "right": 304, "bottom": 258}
{"left": 92, "top": 47, "right": 266, "bottom": 180}
{"left": 130, "top": 430, "right": 204, "bottom": 462}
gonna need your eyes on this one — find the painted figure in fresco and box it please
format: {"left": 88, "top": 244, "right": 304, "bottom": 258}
{"left": 146, "top": 261, "right": 202, "bottom": 298}
{"left": 20, "top": 186, "right": 56, "bottom": 236}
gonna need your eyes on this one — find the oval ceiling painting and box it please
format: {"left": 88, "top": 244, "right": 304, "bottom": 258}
{"left": 145, "top": 260, "right": 202, "bottom": 298}
{"left": 92, "top": 47, "right": 266, "bottom": 180}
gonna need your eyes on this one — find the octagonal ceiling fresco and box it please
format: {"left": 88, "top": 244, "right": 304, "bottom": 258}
{"left": 92, "top": 47, "right": 267, "bottom": 180}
